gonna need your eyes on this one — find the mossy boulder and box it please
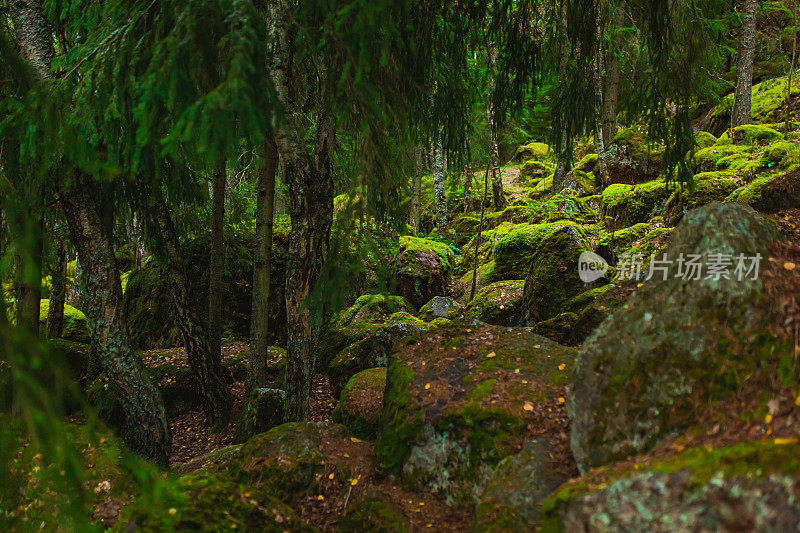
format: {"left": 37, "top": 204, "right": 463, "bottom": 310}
{"left": 122, "top": 222, "right": 289, "bottom": 349}
{"left": 532, "top": 312, "right": 579, "bottom": 346}
{"left": 726, "top": 168, "right": 800, "bottom": 213}
{"left": 453, "top": 261, "right": 496, "bottom": 304}
{"left": 520, "top": 224, "right": 593, "bottom": 325}
{"left": 327, "top": 322, "right": 428, "bottom": 395}
{"left": 513, "top": 142, "right": 552, "bottom": 163}
{"left": 519, "top": 160, "right": 554, "bottom": 184}
{"left": 542, "top": 440, "right": 800, "bottom": 532}
{"left": 561, "top": 170, "right": 596, "bottom": 197}
{"left": 566, "top": 284, "right": 634, "bottom": 344}
{"left": 233, "top": 388, "right": 286, "bottom": 444}
{"left": 731, "top": 124, "right": 784, "bottom": 146}
{"left": 473, "top": 439, "right": 570, "bottom": 532}
{"left": 385, "top": 311, "right": 427, "bottom": 327}
{"left": 332, "top": 367, "right": 387, "bottom": 440}
{"left": 570, "top": 202, "right": 787, "bottom": 472}
{"left": 375, "top": 323, "right": 577, "bottom": 504}
{"left": 574, "top": 153, "right": 598, "bottom": 173}
{"left": 600, "top": 179, "right": 673, "bottom": 227}
{"left": 693, "top": 130, "right": 717, "bottom": 149}
{"left": 464, "top": 280, "right": 525, "bottom": 326}
{"left": 492, "top": 221, "right": 578, "bottom": 281}
{"left": 38, "top": 299, "right": 90, "bottom": 343}
{"left": 694, "top": 143, "right": 754, "bottom": 173}
{"left": 394, "top": 236, "right": 455, "bottom": 308}
{"left": 662, "top": 172, "right": 740, "bottom": 225}
{"left": 337, "top": 494, "right": 410, "bottom": 532}
{"left": 418, "top": 296, "right": 463, "bottom": 321}
{"left": 117, "top": 470, "right": 309, "bottom": 532}
{"left": 338, "top": 294, "right": 415, "bottom": 326}
{"left": 603, "top": 128, "right": 664, "bottom": 185}
{"left": 317, "top": 321, "right": 382, "bottom": 372}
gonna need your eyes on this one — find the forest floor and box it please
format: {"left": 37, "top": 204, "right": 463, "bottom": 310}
{"left": 139, "top": 343, "right": 472, "bottom": 531}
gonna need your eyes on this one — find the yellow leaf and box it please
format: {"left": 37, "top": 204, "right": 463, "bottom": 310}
{"left": 767, "top": 428, "right": 773, "bottom": 436}
{"left": 328, "top": 472, "right": 335, "bottom": 480}
{"left": 533, "top": 345, "right": 540, "bottom": 349}
{"left": 350, "top": 437, "right": 361, "bottom": 443}
{"left": 466, "top": 329, "right": 471, "bottom": 333}
{"left": 424, "top": 383, "right": 431, "bottom": 390}
{"left": 419, "top": 502, "right": 425, "bottom": 506}
{"left": 674, "top": 445, "right": 685, "bottom": 452}
{"left": 785, "top": 261, "right": 797, "bottom": 271}
{"left": 557, "top": 397, "right": 566, "bottom": 404}
{"left": 765, "top": 414, "right": 773, "bottom": 424}
{"left": 317, "top": 495, "right": 325, "bottom": 501}
{"left": 637, "top": 283, "right": 643, "bottom": 288}
{"left": 775, "top": 437, "right": 798, "bottom": 445}
{"left": 523, "top": 401, "right": 534, "bottom": 411}
{"left": 486, "top": 351, "right": 496, "bottom": 358}
{"left": 558, "top": 363, "right": 566, "bottom": 371}
{"left": 350, "top": 478, "right": 358, "bottom": 486}
{"left": 795, "top": 395, "right": 800, "bottom": 406}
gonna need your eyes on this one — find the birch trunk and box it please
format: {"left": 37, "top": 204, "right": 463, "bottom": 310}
{"left": 433, "top": 137, "right": 447, "bottom": 229}
{"left": 593, "top": 0, "right": 611, "bottom": 187}
{"left": 409, "top": 146, "right": 424, "bottom": 233}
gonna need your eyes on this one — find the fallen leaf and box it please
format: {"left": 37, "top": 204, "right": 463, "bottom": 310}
{"left": 765, "top": 414, "right": 773, "bottom": 424}
{"left": 317, "top": 495, "right": 325, "bottom": 501}
{"left": 486, "top": 351, "right": 496, "bottom": 358}
{"left": 424, "top": 383, "right": 431, "bottom": 390}
{"left": 557, "top": 397, "right": 566, "bottom": 403}
{"left": 785, "top": 262, "right": 797, "bottom": 271}
{"left": 523, "top": 401, "right": 534, "bottom": 411}
{"left": 533, "top": 345, "right": 540, "bottom": 349}
{"left": 775, "top": 437, "right": 798, "bottom": 445}
{"left": 350, "top": 478, "right": 358, "bottom": 486}
{"left": 328, "top": 472, "right": 335, "bottom": 480}
{"left": 558, "top": 363, "right": 566, "bottom": 371}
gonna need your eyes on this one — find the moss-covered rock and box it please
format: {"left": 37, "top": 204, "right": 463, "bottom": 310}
{"left": 519, "top": 160, "right": 554, "bottom": 184}
{"left": 375, "top": 323, "right": 576, "bottom": 504}
{"left": 117, "top": 470, "right": 310, "bottom": 532}
{"left": 233, "top": 388, "right": 286, "bottom": 444}
{"left": 600, "top": 179, "right": 673, "bottom": 226}
{"left": 561, "top": 170, "right": 596, "bottom": 197}
{"left": 337, "top": 494, "right": 410, "bottom": 533}
{"left": 338, "top": 294, "right": 415, "bottom": 327}
{"left": 327, "top": 322, "right": 428, "bottom": 395}
{"left": 464, "top": 280, "right": 525, "bottom": 326}
{"left": 694, "top": 143, "right": 754, "bottom": 173}
{"left": 492, "top": 221, "right": 578, "bottom": 281}
{"left": 418, "top": 296, "right": 463, "bottom": 321}
{"left": 731, "top": 124, "right": 784, "bottom": 146}
{"left": 532, "top": 312, "right": 579, "bottom": 346}
{"left": 394, "top": 236, "right": 455, "bottom": 308}
{"left": 453, "top": 261, "right": 496, "bottom": 304}
{"left": 520, "top": 224, "right": 593, "bottom": 324}
{"left": 541, "top": 440, "right": 800, "bottom": 532}
{"left": 567, "top": 284, "right": 634, "bottom": 344}
{"left": 603, "top": 128, "right": 664, "bottom": 185}
{"left": 513, "top": 142, "right": 552, "bottom": 163}
{"left": 317, "top": 321, "right": 382, "bottom": 372}
{"left": 693, "top": 130, "right": 717, "bottom": 149}
{"left": 122, "top": 222, "right": 289, "bottom": 349}
{"left": 38, "top": 299, "right": 90, "bottom": 343}
{"left": 570, "top": 203, "right": 787, "bottom": 472}
{"left": 473, "top": 439, "right": 570, "bottom": 532}
{"left": 385, "top": 311, "right": 427, "bottom": 327}
{"left": 662, "top": 172, "right": 740, "bottom": 225}
{"left": 574, "top": 153, "right": 598, "bottom": 173}
{"left": 332, "top": 367, "right": 387, "bottom": 440}
{"left": 726, "top": 168, "right": 800, "bottom": 213}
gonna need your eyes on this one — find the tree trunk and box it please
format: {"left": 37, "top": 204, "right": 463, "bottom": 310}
{"left": 141, "top": 186, "right": 232, "bottom": 429}
{"left": 248, "top": 135, "right": 278, "bottom": 388}
{"left": 602, "top": 7, "right": 624, "bottom": 147}
{"left": 46, "top": 234, "right": 67, "bottom": 339}
{"left": 409, "top": 146, "right": 424, "bottom": 233}
{"left": 60, "top": 177, "right": 170, "bottom": 464}
{"left": 132, "top": 211, "right": 147, "bottom": 268}
{"left": 787, "top": 0, "right": 798, "bottom": 133}
{"left": 14, "top": 210, "right": 43, "bottom": 337}
{"left": 487, "top": 48, "right": 505, "bottom": 210}
{"left": 463, "top": 124, "right": 474, "bottom": 212}
{"left": 268, "top": 0, "right": 336, "bottom": 421}
{"left": 553, "top": 0, "right": 573, "bottom": 192}
{"left": 593, "top": 0, "right": 611, "bottom": 187}
{"left": 731, "top": 0, "right": 759, "bottom": 141}
{"left": 208, "top": 164, "right": 226, "bottom": 363}
{"left": 433, "top": 136, "right": 447, "bottom": 229}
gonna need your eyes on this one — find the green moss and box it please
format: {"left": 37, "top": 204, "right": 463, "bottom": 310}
{"left": 761, "top": 140, "right": 800, "bottom": 170}
{"left": 333, "top": 367, "right": 387, "bottom": 439}
{"left": 337, "top": 495, "right": 410, "bottom": 532}
{"left": 574, "top": 153, "right": 598, "bottom": 173}
{"left": 233, "top": 388, "right": 286, "bottom": 444}
{"left": 493, "top": 221, "right": 577, "bottom": 281}
{"left": 117, "top": 471, "right": 308, "bottom": 532}
{"left": 529, "top": 174, "right": 554, "bottom": 197}
{"left": 566, "top": 285, "right": 613, "bottom": 313}
{"left": 317, "top": 321, "right": 381, "bottom": 371}
{"left": 601, "top": 179, "right": 672, "bottom": 226}
{"left": 339, "top": 294, "right": 413, "bottom": 326}
{"left": 596, "top": 223, "right": 652, "bottom": 249}
{"left": 374, "top": 363, "right": 420, "bottom": 476}
{"left": 663, "top": 173, "right": 740, "bottom": 225}
{"left": 694, "top": 143, "right": 752, "bottom": 172}
{"left": 519, "top": 160, "right": 554, "bottom": 184}
{"left": 724, "top": 167, "right": 800, "bottom": 211}
{"left": 732, "top": 124, "right": 784, "bottom": 146}
{"left": 562, "top": 170, "right": 597, "bottom": 196}
{"left": 693, "top": 131, "right": 717, "bottom": 149}
{"left": 514, "top": 142, "right": 552, "bottom": 163}
{"left": 465, "top": 280, "right": 525, "bottom": 326}
{"left": 386, "top": 311, "right": 427, "bottom": 327}
{"left": 38, "top": 299, "right": 90, "bottom": 343}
